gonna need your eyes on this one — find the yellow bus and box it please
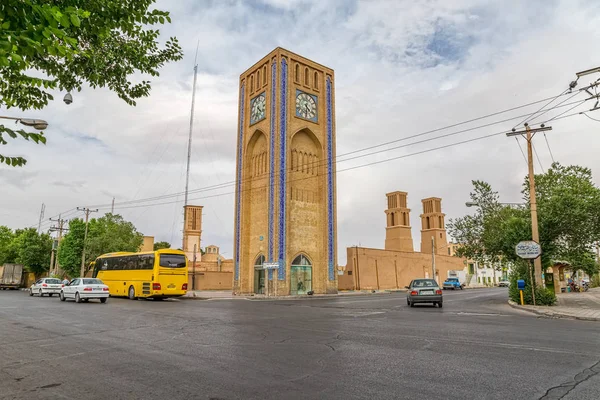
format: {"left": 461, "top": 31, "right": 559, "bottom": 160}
{"left": 92, "top": 249, "right": 188, "bottom": 300}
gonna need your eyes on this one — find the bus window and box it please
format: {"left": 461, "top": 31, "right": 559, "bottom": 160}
{"left": 159, "top": 254, "right": 186, "bottom": 268}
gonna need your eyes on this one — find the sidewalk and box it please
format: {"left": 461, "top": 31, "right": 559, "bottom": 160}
{"left": 508, "top": 287, "right": 600, "bottom": 321}
{"left": 182, "top": 289, "right": 403, "bottom": 300}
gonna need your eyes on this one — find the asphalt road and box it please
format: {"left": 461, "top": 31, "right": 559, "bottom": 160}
{"left": 1, "top": 288, "right": 599, "bottom": 400}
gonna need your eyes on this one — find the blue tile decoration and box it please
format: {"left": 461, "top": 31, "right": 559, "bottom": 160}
{"left": 326, "top": 77, "right": 335, "bottom": 281}
{"left": 268, "top": 60, "right": 276, "bottom": 281}
{"left": 278, "top": 58, "right": 288, "bottom": 281}
{"left": 234, "top": 83, "right": 245, "bottom": 283}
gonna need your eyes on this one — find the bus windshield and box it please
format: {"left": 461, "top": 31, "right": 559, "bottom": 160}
{"left": 159, "top": 254, "right": 186, "bottom": 268}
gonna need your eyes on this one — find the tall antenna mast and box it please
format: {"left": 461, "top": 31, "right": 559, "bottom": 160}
{"left": 183, "top": 42, "right": 199, "bottom": 249}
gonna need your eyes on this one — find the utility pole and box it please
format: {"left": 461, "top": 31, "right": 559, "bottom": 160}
{"left": 507, "top": 123, "right": 552, "bottom": 287}
{"left": 431, "top": 236, "right": 436, "bottom": 283}
{"left": 37, "top": 203, "right": 45, "bottom": 233}
{"left": 49, "top": 215, "right": 68, "bottom": 275}
{"left": 77, "top": 207, "right": 98, "bottom": 277}
{"left": 111, "top": 197, "right": 115, "bottom": 214}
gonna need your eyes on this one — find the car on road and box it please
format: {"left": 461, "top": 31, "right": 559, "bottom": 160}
{"left": 443, "top": 277, "right": 463, "bottom": 290}
{"left": 406, "top": 279, "right": 443, "bottom": 308}
{"left": 498, "top": 280, "right": 510, "bottom": 287}
{"left": 30, "top": 278, "right": 63, "bottom": 297}
{"left": 60, "top": 278, "right": 109, "bottom": 303}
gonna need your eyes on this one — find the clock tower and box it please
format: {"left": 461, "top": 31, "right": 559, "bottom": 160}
{"left": 233, "top": 48, "right": 337, "bottom": 295}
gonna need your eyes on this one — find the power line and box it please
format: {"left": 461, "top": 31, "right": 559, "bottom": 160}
{"left": 514, "top": 137, "right": 528, "bottom": 165}
{"left": 85, "top": 96, "right": 587, "bottom": 211}
{"left": 582, "top": 112, "right": 600, "bottom": 123}
{"left": 543, "top": 133, "right": 556, "bottom": 164}
{"left": 44, "top": 94, "right": 592, "bottom": 218}
{"left": 91, "top": 109, "right": 587, "bottom": 212}
{"left": 514, "top": 89, "right": 569, "bottom": 128}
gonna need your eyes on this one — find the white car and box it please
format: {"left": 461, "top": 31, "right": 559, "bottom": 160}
{"left": 30, "top": 277, "right": 63, "bottom": 297}
{"left": 60, "top": 278, "right": 109, "bottom": 303}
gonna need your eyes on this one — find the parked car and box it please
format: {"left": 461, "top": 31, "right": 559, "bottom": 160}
{"left": 29, "top": 278, "right": 63, "bottom": 297}
{"left": 443, "top": 277, "right": 463, "bottom": 290}
{"left": 406, "top": 279, "right": 443, "bottom": 308}
{"left": 60, "top": 278, "right": 109, "bottom": 303}
{"left": 498, "top": 280, "right": 510, "bottom": 287}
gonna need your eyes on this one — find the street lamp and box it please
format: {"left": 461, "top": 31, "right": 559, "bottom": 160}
{"left": 0, "top": 116, "right": 48, "bottom": 130}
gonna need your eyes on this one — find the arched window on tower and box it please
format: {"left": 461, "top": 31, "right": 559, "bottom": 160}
{"left": 391, "top": 212, "right": 395, "bottom": 226}
{"left": 295, "top": 64, "right": 300, "bottom": 82}
{"left": 256, "top": 70, "right": 260, "bottom": 90}
{"left": 304, "top": 68, "right": 309, "bottom": 85}
{"left": 314, "top": 72, "right": 319, "bottom": 89}
{"left": 250, "top": 75, "right": 254, "bottom": 92}
{"left": 263, "top": 66, "right": 267, "bottom": 85}
{"left": 426, "top": 216, "right": 430, "bottom": 229}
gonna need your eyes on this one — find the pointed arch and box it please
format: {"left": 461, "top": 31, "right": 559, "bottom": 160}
{"left": 304, "top": 68, "right": 309, "bottom": 85}
{"left": 295, "top": 64, "right": 300, "bottom": 82}
{"left": 263, "top": 65, "right": 267, "bottom": 85}
{"left": 256, "top": 70, "right": 261, "bottom": 90}
{"left": 291, "top": 253, "right": 312, "bottom": 266}
{"left": 314, "top": 71, "right": 319, "bottom": 89}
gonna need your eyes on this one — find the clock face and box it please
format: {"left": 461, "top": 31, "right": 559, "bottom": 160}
{"left": 295, "top": 91, "right": 317, "bottom": 121}
{"left": 250, "top": 93, "right": 266, "bottom": 124}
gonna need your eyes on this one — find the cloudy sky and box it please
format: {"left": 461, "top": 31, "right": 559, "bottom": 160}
{"left": 2, "top": 0, "right": 600, "bottom": 264}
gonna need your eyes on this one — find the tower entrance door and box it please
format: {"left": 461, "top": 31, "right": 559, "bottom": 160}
{"left": 290, "top": 254, "right": 312, "bottom": 295}
{"left": 254, "top": 255, "right": 265, "bottom": 294}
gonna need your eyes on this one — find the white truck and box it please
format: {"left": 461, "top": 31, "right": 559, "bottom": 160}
{"left": 0, "top": 264, "right": 24, "bottom": 290}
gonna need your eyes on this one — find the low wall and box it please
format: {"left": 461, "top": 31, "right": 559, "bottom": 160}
{"left": 188, "top": 271, "right": 233, "bottom": 291}
{"left": 339, "top": 246, "right": 465, "bottom": 290}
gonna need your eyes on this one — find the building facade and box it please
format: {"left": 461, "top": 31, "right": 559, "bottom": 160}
{"left": 339, "top": 192, "right": 466, "bottom": 290}
{"left": 182, "top": 205, "right": 203, "bottom": 263}
{"left": 233, "top": 48, "right": 338, "bottom": 295}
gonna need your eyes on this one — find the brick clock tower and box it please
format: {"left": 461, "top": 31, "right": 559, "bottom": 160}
{"left": 233, "top": 48, "right": 337, "bottom": 295}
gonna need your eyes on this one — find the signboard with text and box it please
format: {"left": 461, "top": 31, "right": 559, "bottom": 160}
{"left": 263, "top": 262, "right": 279, "bottom": 270}
{"left": 515, "top": 241, "right": 542, "bottom": 259}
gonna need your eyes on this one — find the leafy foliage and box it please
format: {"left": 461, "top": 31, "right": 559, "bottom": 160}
{"left": 508, "top": 262, "right": 556, "bottom": 306}
{"left": 56, "top": 218, "right": 85, "bottom": 278}
{"left": 448, "top": 163, "right": 600, "bottom": 287}
{"left": 153, "top": 241, "right": 170, "bottom": 251}
{"left": 57, "top": 214, "right": 143, "bottom": 277}
{"left": 0, "top": 225, "right": 17, "bottom": 265}
{"left": 6, "top": 228, "right": 52, "bottom": 276}
{"left": 0, "top": 0, "right": 183, "bottom": 166}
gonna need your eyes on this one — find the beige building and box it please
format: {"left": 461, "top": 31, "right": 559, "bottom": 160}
{"left": 234, "top": 48, "right": 338, "bottom": 295}
{"left": 182, "top": 205, "right": 203, "bottom": 262}
{"left": 339, "top": 192, "right": 466, "bottom": 290}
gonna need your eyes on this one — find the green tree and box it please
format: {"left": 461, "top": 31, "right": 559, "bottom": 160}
{"left": 57, "top": 213, "right": 143, "bottom": 277}
{"left": 0, "top": 225, "right": 17, "bottom": 265}
{"left": 0, "top": 0, "right": 183, "bottom": 166}
{"left": 448, "top": 163, "right": 600, "bottom": 304}
{"left": 153, "top": 241, "right": 170, "bottom": 251}
{"left": 10, "top": 228, "right": 52, "bottom": 276}
{"left": 56, "top": 218, "right": 85, "bottom": 278}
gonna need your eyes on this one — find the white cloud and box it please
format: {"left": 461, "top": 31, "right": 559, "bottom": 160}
{"left": 2, "top": 0, "right": 600, "bottom": 264}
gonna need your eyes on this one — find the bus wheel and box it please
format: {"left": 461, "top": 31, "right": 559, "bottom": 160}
{"left": 128, "top": 286, "right": 137, "bottom": 300}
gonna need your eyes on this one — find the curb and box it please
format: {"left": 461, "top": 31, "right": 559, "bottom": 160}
{"left": 507, "top": 300, "right": 600, "bottom": 322}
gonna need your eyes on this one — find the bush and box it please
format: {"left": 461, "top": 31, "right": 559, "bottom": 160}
{"left": 508, "top": 262, "right": 556, "bottom": 306}
{"left": 591, "top": 274, "right": 600, "bottom": 288}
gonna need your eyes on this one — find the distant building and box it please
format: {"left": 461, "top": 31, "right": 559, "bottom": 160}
{"left": 339, "top": 192, "right": 466, "bottom": 290}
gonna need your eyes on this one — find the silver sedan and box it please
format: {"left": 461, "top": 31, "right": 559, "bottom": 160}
{"left": 406, "top": 279, "right": 443, "bottom": 308}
